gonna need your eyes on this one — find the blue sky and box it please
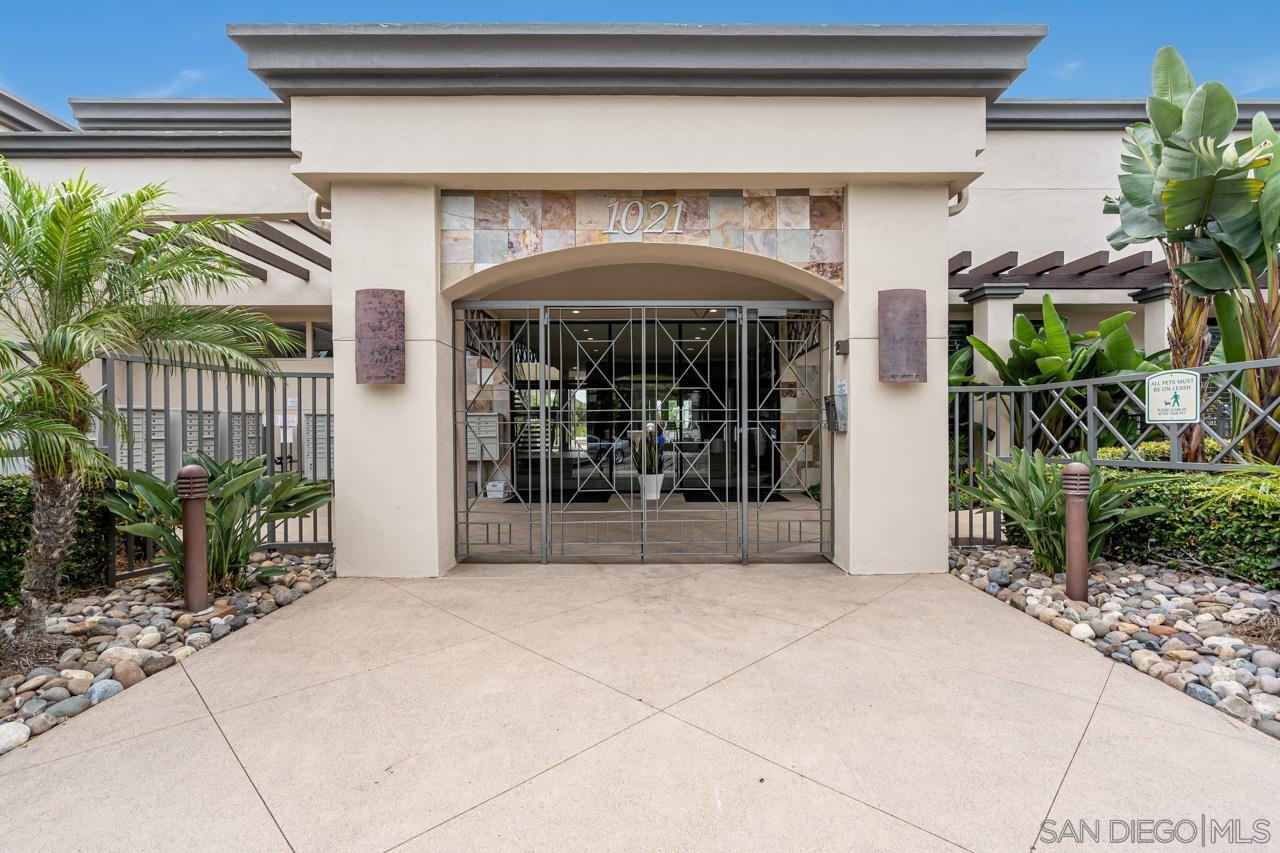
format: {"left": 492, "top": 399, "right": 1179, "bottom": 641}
{"left": 6, "top": 2, "right": 1278, "bottom": 122}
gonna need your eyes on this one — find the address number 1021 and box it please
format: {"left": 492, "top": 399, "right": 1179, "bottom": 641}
{"left": 604, "top": 199, "right": 686, "bottom": 235}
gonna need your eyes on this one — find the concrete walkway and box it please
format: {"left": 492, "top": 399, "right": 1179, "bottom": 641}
{"left": 3, "top": 564, "right": 1278, "bottom": 852}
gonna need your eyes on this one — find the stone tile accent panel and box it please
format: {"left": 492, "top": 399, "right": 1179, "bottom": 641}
{"left": 440, "top": 189, "right": 845, "bottom": 288}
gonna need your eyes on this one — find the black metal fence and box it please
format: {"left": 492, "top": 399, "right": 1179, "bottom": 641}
{"left": 950, "top": 357, "right": 1280, "bottom": 545}
{"left": 92, "top": 354, "right": 334, "bottom": 583}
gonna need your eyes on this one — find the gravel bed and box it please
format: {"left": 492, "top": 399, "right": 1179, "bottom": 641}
{"left": 952, "top": 545, "right": 1280, "bottom": 740}
{"left": 0, "top": 550, "right": 333, "bottom": 756}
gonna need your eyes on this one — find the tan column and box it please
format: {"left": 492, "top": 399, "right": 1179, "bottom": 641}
{"left": 330, "top": 182, "right": 455, "bottom": 577}
{"left": 962, "top": 284, "right": 1026, "bottom": 384}
{"left": 1129, "top": 284, "right": 1173, "bottom": 354}
{"left": 832, "top": 183, "right": 950, "bottom": 575}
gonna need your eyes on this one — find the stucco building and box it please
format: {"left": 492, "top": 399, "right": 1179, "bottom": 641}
{"left": 2, "top": 23, "right": 1274, "bottom": 578}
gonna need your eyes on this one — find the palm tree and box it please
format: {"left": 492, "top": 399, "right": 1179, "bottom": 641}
{"left": 0, "top": 341, "right": 113, "bottom": 661}
{"left": 0, "top": 157, "right": 297, "bottom": 641}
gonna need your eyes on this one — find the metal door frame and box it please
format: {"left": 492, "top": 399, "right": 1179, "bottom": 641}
{"left": 454, "top": 300, "right": 833, "bottom": 563}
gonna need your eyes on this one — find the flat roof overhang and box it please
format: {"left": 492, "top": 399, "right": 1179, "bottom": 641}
{"left": 227, "top": 22, "right": 1046, "bottom": 102}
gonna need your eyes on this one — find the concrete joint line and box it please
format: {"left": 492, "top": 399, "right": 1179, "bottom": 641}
{"left": 1029, "top": 662, "right": 1114, "bottom": 852}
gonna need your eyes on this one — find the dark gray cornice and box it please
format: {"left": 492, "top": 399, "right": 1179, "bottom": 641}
{"left": 0, "top": 131, "right": 295, "bottom": 158}
{"left": 0, "top": 89, "right": 76, "bottom": 132}
{"left": 988, "top": 99, "right": 1280, "bottom": 130}
{"left": 227, "top": 22, "right": 1046, "bottom": 101}
{"left": 70, "top": 98, "right": 290, "bottom": 131}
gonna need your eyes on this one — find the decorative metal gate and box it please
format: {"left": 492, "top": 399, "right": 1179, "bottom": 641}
{"left": 454, "top": 302, "right": 833, "bottom": 562}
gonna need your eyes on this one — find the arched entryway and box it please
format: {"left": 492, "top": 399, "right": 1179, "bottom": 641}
{"left": 448, "top": 244, "right": 837, "bottom": 563}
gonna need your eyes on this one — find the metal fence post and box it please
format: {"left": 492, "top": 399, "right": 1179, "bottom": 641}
{"left": 1062, "top": 461, "right": 1091, "bottom": 602}
{"left": 1085, "top": 383, "right": 1098, "bottom": 459}
{"left": 177, "top": 464, "right": 210, "bottom": 613}
{"left": 100, "top": 356, "right": 117, "bottom": 462}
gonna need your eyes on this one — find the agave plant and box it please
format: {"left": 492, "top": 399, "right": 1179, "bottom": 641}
{"left": 102, "top": 452, "right": 332, "bottom": 593}
{"left": 960, "top": 449, "right": 1167, "bottom": 575}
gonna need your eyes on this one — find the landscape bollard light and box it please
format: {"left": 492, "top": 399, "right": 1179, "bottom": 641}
{"left": 1062, "top": 461, "right": 1091, "bottom": 603}
{"left": 176, "top": 464, "right": 210, "bottom": 613}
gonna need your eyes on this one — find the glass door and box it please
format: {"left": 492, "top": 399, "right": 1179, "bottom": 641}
{"left": 454, "top": 302, "right": 832, "bottom": 563}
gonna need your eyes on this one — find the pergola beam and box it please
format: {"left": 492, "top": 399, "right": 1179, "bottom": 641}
{"left": 965, "top": 251, "right": 1019, "bottom": 277}
{"left": 248, "top": 221, "right": 332, "bottom": 270}
{"left": 289, "top": 217, "right": 332, "bottom": 244}
{"left": 948, "top": 251, "right": 972, "bottom": 275}
{"left": 1007, "top": 251, "right": 1064, "bottom": 277}
{"left": 948, "top": 248, "right": 1175, "bottom": 290}
{"left": 225, "top": 235, "right": 311, "bottom": 280}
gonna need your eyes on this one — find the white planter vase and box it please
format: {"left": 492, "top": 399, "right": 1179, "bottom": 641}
{"left": 640, "top": 473, "right": 664, "bottom": 501}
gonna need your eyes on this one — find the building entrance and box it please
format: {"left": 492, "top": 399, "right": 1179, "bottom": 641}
{"left": 454, "top": 302, "right": 832, "bottom": 562}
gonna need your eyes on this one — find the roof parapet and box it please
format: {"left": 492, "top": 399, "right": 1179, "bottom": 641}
{"left": 0, "top": 89, "right": 76, "bottom": 132}
{"left": 228, "top": 22, "right": 1046, "bottom": 102}
{"left": 70, "top": 98, "right": 289, "bottom": 131}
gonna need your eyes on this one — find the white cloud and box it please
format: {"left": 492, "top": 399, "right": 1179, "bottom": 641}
{"left": 1052, "top": 60, "right": 1084, "bottom": 81}
{"left": 1236, "top": 59, "right": 1280, "bottom": 95}
{"left": 135, "top": 69, "right": 207, "bottom": 98}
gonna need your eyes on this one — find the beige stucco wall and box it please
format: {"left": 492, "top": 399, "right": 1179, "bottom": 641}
{"left": 290, "top": 96, "right": 986, "bottom": 192}
{"left": 287, "top": 94, "right": 981, "bottom": 576}
{"left": 2, "top": 104, "right": 1185, "bottom": 573}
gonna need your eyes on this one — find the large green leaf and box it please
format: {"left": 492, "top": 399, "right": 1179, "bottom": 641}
{"left": 1117, "top": 197, "right": 1165, "bottom": 240}
{"left": 1096, "top": 311, "right": 1137, "bottom": 338}
{"left": 1146, "top": 96, "right": 1183, "bottom": 141}
{"left": 1103, "top": 325, "right": 1140, "bottom": 370}
{"left": 1175, "top": 82, "right": 1238, "bottom": 146}
{"left": 1213, "top": 292, "right": 1248, "bottom": 364}
{"left": 1176, "top": 257, "right": 1241, "bottom": 294}
{"left": 1156, "top": 144, "right": 1210, "bottom": 181}
{"left": 1252, "top": 112, "right": 1280, "bottom": 181}
{"left": 1259, "top": 178, "right": 1280, "bottom": 245}
{"left": 1162, "top": 175, "right": 1263, "bottom": 228}
{"left": 1152, "top": 46, "right": 1195, "bottom": 107}
{"left": 1118, "top": 172, "right": 1156, "bottom": 208}
{"left": 1034, "top": 356, "right": 1066, "bottom": 376}
{"left": 1012, "top": 313, "right": 1037, "bottom": 345}
{"left": 1039, "top": 294, "right": 1071, "bottom": 360}
{"left": 965, "top": 336, "right": 1013, "bottom": 384}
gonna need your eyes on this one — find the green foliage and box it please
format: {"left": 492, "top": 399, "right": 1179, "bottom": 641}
{"left": 1096, "top": 438, "right": 1224, "bottom": 462}
{"left": 631, "top": 424, "right": 664, "bottom": 475}
{"left": 966, "top": 294, "right": 1164, "bottom": 386}
{"left": 961, "top": 449, "right": 1167, "bottom": 575}
{"left": 0, "top": 475, "right": 111, "bottom": 607}
{"left": 102, "top": 452, "right": 332, "bottom": 593}
{"left": 948, "top": 346, "right": 979, "bottom": 386}
{"left": 960, "top": 294, "right": 1167, "bottom": 452}
{"left": 0, "top": 157, "right": 302, "bottom": 484}
{"left": 1104, "top": 47, "right": 1280, "bottom": 464}
{"left": 0, "top": 341, "right": 115, "bottom": 484}
{"left": 1104, "top": 467, "right": 1280, "bottom": 587}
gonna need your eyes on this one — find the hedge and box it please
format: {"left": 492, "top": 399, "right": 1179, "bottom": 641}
{"left": 0, "top": 475, "right": 113, "bottom": 608}
{"left": 1103, "top": 469, "right": 1280, "bottom": 587}
{"left": 1000, "top": 467, "right": 1280, "bottom": 588}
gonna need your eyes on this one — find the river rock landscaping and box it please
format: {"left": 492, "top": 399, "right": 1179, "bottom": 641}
{"left": 0, "top": 549, "right": 333, "bottom": 757}
{"left": 952, "top": 544, "right": 1280, "bottom": 740}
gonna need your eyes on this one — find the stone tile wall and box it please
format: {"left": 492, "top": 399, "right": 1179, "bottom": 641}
{"left": 440, "top": 189, "right": 845, "bottom": 287}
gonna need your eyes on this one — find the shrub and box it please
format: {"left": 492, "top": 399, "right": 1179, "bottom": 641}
{"left": 1105, "top": 469, "right": 1280, "bottom": 587}
{"left": 1096, "top": 439, "right": 1223, "bottom": 462}
{"left": 962, "top": 449, "right": 1166, "bottom": 574}
{"left": 102, "top": 452, "right": 332, "bottom": 593}
{"left": 0, "top": 475, "right": 112, "bottom": 607}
